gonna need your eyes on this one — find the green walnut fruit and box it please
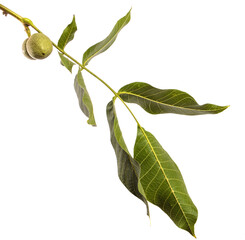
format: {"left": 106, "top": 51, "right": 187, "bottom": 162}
{"left": 25, "top": 33, "right": 53, "bottom": 60}
{"left": 22, "top": 38, "right": 35, "bottom": 60}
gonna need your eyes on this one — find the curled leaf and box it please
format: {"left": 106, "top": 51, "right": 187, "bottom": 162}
{"left": 74, "top": 69, "right": 96, "bottom": 126}
{"left": 106, "top": 100, "right": 149, "bottom": 215}
{"left": 58, "top": 52, "right": 75, "bottom": 73}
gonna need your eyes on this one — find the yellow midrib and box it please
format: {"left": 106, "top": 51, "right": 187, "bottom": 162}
{"left": 119, "top": 91, "right": 224, "bottom": 112}
{"left": 139, "top": 127, "right": 194, "bottom": 235}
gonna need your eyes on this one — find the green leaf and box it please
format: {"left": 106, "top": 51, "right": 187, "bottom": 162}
{"left": 57, "top": 16, "right": 77, "bottom": 72}
{"left": 58, "top": 52, "right": 75, "bottom": 73}
{"left": 58, "top": 15, "right": 77, "bottom": 50}
{"left": 106, "top": 100, "right": 149, "bottom": 215}
{"left": 119, "top": 82, "right": 228, "bottom": 115}
{"left": 74, "top": 69, "right": 96, "bottom": 126}
{"left": 82, "top": 9, "right": 131, "bottom": 66}
{"left": 134, "top": 126, "right": 198, "bottom": 236}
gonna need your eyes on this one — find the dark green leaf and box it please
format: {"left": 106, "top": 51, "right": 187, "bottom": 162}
{"left": 119, "top": 82, "right": 228, "bottom": 115}
{"left": 58, "top": 52, "right": 75, "bottom": 73}
{"left": 58, "top": 15, "right": 77, "bottom": 50}
{"left": 82, "top": 9, "right": 131, "bottom": 66}
{"left": 106, "top": 100, "right": 149, "bottom": 215}
{"left": 134, "top": 126, "right": 198, "bottom": 236}
{"left": 74, "top": 69, "right": 96, "bottom": 126}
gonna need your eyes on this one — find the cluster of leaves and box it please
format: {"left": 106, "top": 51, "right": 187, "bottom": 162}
{"left": 57, "top": 10, "right": 228, "bottom": 237}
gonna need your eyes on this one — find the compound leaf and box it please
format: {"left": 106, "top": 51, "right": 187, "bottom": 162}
{"left": 134, "top": 126, "right": 198, "bottom": 236}
{"left": 82, "top": 9, "right": 131, "bottom": 66}
{"left": 58, "top": 15, "right": 77, "bottom": 50}
{"left": 119, "top": 82, "right": 228, "bottom": 115}
{"left": 106, "top": 100, "right": 149, "bottom": 215}
{"left": 74, "top": 69, "right": 96, "bottom": 126}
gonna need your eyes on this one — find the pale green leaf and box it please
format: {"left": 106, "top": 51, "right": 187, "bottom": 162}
{"left": 74, "top": 69, "right": 96, "bottom": 126}
{"left": 119, "top": 82, "right": 228, "bottom": 115}
{"left": 82, "top": 9, "right": 131, "bottom": 66}
{"left": 58, "top": 15, "right": 77, "bottom": 50}
{"left": 106, "top": 100, "right": 149, "bottom": 215}
{"left": 134, "top": 126, "right": 198, "bottom": 236}
{"left": 58, "top": 52, "right": 75, "bottom": 73}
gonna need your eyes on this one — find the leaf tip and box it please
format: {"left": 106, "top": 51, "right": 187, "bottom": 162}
{"left": 187, "top": 228, "right": 196, "bottom": 238}
{"left": 88, "top": 120, "right": 97, "bottom": 127}
{"left": 219, "top": 105, "right": 230, "bottom": 113}
{"left": 128, "top": 8, "right": 132, "bottom": 17}
{"left": 190, "top": 227, "right": 197, "bottom": 238}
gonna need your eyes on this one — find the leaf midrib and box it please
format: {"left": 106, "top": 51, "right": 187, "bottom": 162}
{"left": 83, "top": 12, "right": 130, "bottom": 66}
{"left": 139, "top": 127, "right": 194, "bottom": 235}
{"left": 119, "top": 91, "right": 223, "bottom": 112}
{"left": 63, "top": 18, "right": 76, "bottom": 49}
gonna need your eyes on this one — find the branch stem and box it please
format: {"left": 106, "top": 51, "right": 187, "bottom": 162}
{"left": 0, "top": 4, "right": 22, "bottom": 21}
{"left": 82, "top": 66, "right": 141, "bottom": 127}
{"left": 0, "top": 3, "right": 142, "bottom": 128}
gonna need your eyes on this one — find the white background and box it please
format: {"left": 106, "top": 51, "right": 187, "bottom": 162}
{"left": 0, "top": 0, "right": 244, "bottom": 239}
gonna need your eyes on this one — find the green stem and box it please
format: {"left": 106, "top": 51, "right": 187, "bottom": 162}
{"left": 82, "top": 66, "right": 141, "bottom": 127}
{"left": 0, "top": 4, "right": 22, "bottom": 21}
{"left": 0, "top": 3, "right": 142, "bottom": 128}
